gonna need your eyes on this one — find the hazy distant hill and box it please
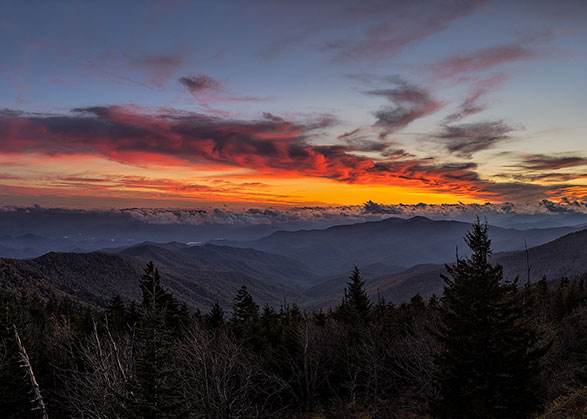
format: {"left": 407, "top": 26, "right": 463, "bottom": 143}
{"left": 213, "top": 216, "right": 578, "bottom": 274}
{"left": 113, "top": 242, "right": 321, "bottom": 290}
{"left": 344, "top": 228, "right": 587, "bottom": 305}
{"left": 0, "top": 243, "right": 321, "bottom": 310}
{"left": 495, "top": 228, "right": 587, "bottom": 283}
{"left": 303, "top": 263, "right": 406, "bottom": 302}
{"left": 0, "top": 207, "right": 371, "bottom": 259}
{"left": 2, "top": 220, "right": 586, "bottom": 312}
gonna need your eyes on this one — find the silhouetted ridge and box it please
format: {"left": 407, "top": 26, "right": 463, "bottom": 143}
{"left": 212, "top": 216, "right": 578, "bottom": 273}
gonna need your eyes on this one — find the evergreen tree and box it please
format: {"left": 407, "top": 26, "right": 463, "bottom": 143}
{"left": 231, "top": 286, "right": 260, "bottom": 345}
{"left": 409, "top": 293, "right": 426, "bottom": 313}
{"left": 205, "top": 300, "right": 224, "bottom": 329}
{"left": 433, "top": 219, "right": 545, "bottom": 419}
{"left": 140, "top": 262, "right": 166, "bottom": 311}
{"left": 337, "top": 266, "right": 372, "bottom": 323}
{"left": 106, "top": 295, "right": 127, "bottom": 332}
{"left": 260, "top": 304, "right": 280, "bottom": 349}
{"left": 139, "top": 261, "right": 180, "bottom": 332}
{"left": 313, "top": 309, "right": 327, "bottom": 326}
{"left": 126, "top": 300, "right": 140, "bottom": 329}
{"left": 130, "top": 262, "right": 183, "bottom": 419}
{"left": 231, "top": 286, "right": 259, "bottom": 324}
{"left": 177, "top": 302, "right": 191, "bottom": 328}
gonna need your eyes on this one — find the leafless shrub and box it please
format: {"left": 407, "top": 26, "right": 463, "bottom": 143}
{"left": 179, "top": 325, "right": 285, "bottom": 418}
{"left": 62, "top": 321, "right": 135, "bottom": 419}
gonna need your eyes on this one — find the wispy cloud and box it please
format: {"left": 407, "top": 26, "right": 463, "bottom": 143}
{"left": 178, "top": 74, "right": 269, "bottom": 104}
{"left": 178, "top": 74, "right": 221, "bottom": 96}
{"left": 365, "top": 76, "right": 443, "bottom": 133}
{"left": 257, "top": 0, "right": 487, "bottom": 61}
{"left": 129, "top": 53, "right": 184, "bottom": 88}
{"left": 428, "top": 35, "right": 548, "bottom": 79}
{"left": 521, "top": 154, "right": 587, "bottom": 170}
{"left": 499, "top": 154, "right": 587, "bottom": 183}
{"left": 436, "top": 121, "right": 515, "bottom": 158}
{"left": 444, "top": 74, "right": 507, "bottom": 123}
{"left": 321, "top": 0, "right": 488, "bottom": 61}
{"left": 0, "top": 171, "right": 302, "bottom": 205}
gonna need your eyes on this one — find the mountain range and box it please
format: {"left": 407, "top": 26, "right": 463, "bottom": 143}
{"left": 0, "top": 243, "right": 323, "bottom": 310}
{"left": 358, "top": 227, "right": 587, "bottom": 305}
{"left": 0, "top": 216, "right": 586, "bottom": 311}
{"left": 212, "top": 216, "right": 579, "bottom": 273}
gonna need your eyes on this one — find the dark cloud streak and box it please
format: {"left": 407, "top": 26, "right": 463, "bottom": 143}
{"left": 437, "top": 121, "right": 514, "bottom": 158}
{"left": 444, "top": 74, "right": 506, "bottom": 123}
{"left": 521, "top": 155, "right": 587, "bottom": 170}
{"left": 178, "top": 74, "right": 221, "bottom": 96}
{"left": 366, "top": 76, "right": 442, "bottom": 132}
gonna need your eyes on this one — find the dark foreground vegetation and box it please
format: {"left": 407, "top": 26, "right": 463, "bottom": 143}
{"left": 1, "top": 220, "right": 587, "bottom": 418}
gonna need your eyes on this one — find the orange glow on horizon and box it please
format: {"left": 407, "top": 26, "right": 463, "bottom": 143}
{"left": 1, "top": 104, "right": 586, "bottom": 208}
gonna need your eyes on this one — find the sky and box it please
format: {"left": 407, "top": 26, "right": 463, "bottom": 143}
{"left": 1, "top": 0, "right": 587, "bottom": 209}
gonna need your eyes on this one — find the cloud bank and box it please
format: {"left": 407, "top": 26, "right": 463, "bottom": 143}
{"left": 4, "top": 200, "right": 587, "bottom": 229}
{"left": 1, "top": 104, "right": 585, "bottom": 203}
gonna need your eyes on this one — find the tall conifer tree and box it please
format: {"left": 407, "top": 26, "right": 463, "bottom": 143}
{"left": 232, "top": 286, "right": 259, "bottom": 324}
{"left": 231, "top": 286, "right": 260, "bottom": 345}
{"left": 433, "top": 219, "right": 544, "bottom": 419}
{"left": 206, "top": 300, "right": 225, "bottom": 329}
{"left": 338, "top": 266, "right": 372, "bottom": 323}
{"left": 130, "top": 262, "right": 183, "bottom": 419}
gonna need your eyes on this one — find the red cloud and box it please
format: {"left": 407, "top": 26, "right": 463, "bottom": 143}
{"left": 0, "top": 106, "right": 584, "bottom": 202}
{"left": 0, "top": 106, "right": 478, "bottom": 195}
{"left": 0, "top": 172, "right": 301, "bottom": 204}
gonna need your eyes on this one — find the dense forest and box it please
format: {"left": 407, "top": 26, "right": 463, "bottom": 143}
{"left": 1, "top": 221, "right": 587, "bottom": 418}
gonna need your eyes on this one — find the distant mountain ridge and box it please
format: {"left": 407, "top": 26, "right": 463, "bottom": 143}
{"left": 345, "top": 228, "right": 587, "bottom": 305}
{"left": 212, "top": 216, "right": 579, "bottom": 274}
{"left": 114, "top": 242, "right": 321, "bottom": 290}
{"left": 1, "top": 218, "right": 586, "bottom": 312}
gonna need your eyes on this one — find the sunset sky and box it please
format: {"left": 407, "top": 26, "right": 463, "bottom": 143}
{"left": 1, "top": 0, "right": 587, "bottom": 209}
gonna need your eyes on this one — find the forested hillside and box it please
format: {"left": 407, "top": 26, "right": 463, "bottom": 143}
{"left": 1, "top": 222, "right": 587, "bottom": 418}
{"left": 0, "top": 245, "right": 321, "bottom": 310}
{"left": 341, "top": 228, "right": 587, "bottom": 305}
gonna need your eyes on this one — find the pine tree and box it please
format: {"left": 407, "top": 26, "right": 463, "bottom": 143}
{"left": 260, "top": 304, "right": 280, "bottom": 349}
{"left": 433, "top": 219, "right": 545, "bottom": 419}
{"left": 231, "top": 286, "right": 260, "bottom": 344}
{"left": 130, "top": 262, "right": 183, "bottom": 419}
{"left": 106, "top": 295, "right": 127, "bottom": 332}
{"left": 231, "top": 286, "right": 259, "bottom": 324}
{"left": 409, "top": 293, "right": 426, "bottom": 313}
{"left": 338, "top": 266, "right": 372, "bottom": 323}
{"left": 140, "top": 261, "right": 167, "bottom": 311}
{"left": 127, "top": 300, "right": 140, "bottom": 325}
{"left": 205, "top": 300, "right": 224, "bottom": 329}
{"left": 313, "top": 309, "right": 327, "bottom": 327}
